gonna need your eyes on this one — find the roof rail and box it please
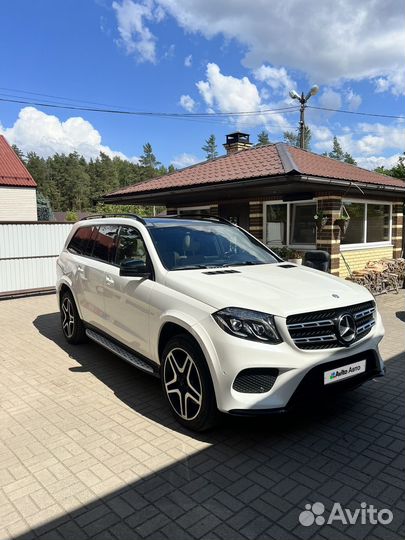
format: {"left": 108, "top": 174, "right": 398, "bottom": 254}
{"left": 166, "top": 213, "right": 235, "bottom": 226}
{"left": 80, "top": 213, "right": 147, "bottom": 225}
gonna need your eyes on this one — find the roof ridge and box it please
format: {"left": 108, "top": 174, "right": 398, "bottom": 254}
{"left": 274, "top": 142, "right": 300, "bottom": 174}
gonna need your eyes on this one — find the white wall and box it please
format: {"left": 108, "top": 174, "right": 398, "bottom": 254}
{"left": 0, "top": 187, "right": 37, "bottom": 221}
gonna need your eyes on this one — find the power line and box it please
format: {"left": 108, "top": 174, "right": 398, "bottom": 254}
{"left": 308, "top": 105, "right": 405, "bottom": 120}
{"left": 0, "top": 95, "right": 299, "bottom": 118}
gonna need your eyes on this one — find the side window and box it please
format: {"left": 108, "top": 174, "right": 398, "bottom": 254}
{"left": 116, "top": 226, "right": 148, "bottom": 268}
{"left": 67, "top": 226, "right": 94, "bottom": 255}
{"left": 92, "top": 225, "right": 119, "bottom": 263}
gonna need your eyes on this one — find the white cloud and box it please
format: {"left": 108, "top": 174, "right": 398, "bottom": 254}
{"left": 171, "top": 152, "right": 199, "bottom": 168}
{"left": 157, "top": 0, "right": 404, "bottom": 90}
{"left": 0, "top": 107, "right": 138, "bottom": 162}
{"left": 196, "top": 63, "right": 291, "bottom": 131}
{"left": 112, "top": 0, "right": 158, "bottom": 63}
{"left": 355, "top": 154, "right": 401, "bottom": 171}
{"left": 319, "top": 88, "right": 342, "bottom": 111}
{"left": 253, "top": 65, "right": 295, "bottom": 95}
{"left": 197, "top": 63, "right": 261, "bottom": 112}
{"left": 373, "top": 70, "right": 405, "bottom": 96}
{"left": 312, "top": 121, "right": 405, "bottom": 160}
{"left": 179, "top": 94, "right": 196, "bottom": 112}
{"left": 345, "top": 89, "right": 362, "bottom": 111}
{"left": 184, "top": 54, "right": 192, "bottom": 67}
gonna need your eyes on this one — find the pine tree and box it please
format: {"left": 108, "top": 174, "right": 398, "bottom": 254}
{"left": 327, "top": 136, "right": 356, "bottom": 164}
{"left": 202, "top": 134, "right": 218, "bottom": 160}
{"left": 12, "top": 144, "right": 25, "bottom": 161}
{"left": 283, "top": 126, "right": 311, "bottom": 150}
{"left": 257, "top": 130, "right": 270, "bottom": 146}
{"left": 139, "top": 143, "right": 161, "bottom": 169}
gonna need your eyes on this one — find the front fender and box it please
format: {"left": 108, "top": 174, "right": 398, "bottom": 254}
{"left": 156, "top": 311, "right": 221, "bottom": 393}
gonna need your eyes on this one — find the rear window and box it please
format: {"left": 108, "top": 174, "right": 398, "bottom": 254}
{"left": 92, "top": 225, "right": 120, "bottom": 263}
{"left": 67, "top": 226, "right": 95, "bottom": 255}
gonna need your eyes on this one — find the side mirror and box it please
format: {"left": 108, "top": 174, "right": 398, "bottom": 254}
{"left": 119, "top": 261, "right": 151, "bottom": 279}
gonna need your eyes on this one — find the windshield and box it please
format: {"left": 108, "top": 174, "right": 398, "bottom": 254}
{"left": 147, "top": 221, "right": 279, "bottom": 270}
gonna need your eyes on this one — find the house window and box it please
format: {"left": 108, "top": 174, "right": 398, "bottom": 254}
{"left": 290, "top": 203, "right": 317, "bottom": 245}
{"left": 265, "top": 201, "right": 316, "bottom": 247}
{"left": 178, "top": 206, "right": 210, "bottom": 216}
{"left": 341, "top": 200, "right": 391, "bottom": 246}
{"left": 266, "top": 204, "right": 287, "bottom": 245}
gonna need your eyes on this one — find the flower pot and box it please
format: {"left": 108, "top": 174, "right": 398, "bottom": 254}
{"left": 288, "top": 258, "right": 302, "bottom": 265}
{"left": 335, "top": 218, "right": 350, "bottom": 237}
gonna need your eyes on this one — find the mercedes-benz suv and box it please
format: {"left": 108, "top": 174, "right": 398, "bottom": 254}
{"left": 56, "top": 214, "right": 385, "bottom": 431}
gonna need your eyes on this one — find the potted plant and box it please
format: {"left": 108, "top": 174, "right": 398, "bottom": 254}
{"left": 314, "top": 210, "right": 328, "bottom": 232}
{"left": 270, "top": 246, "right": 289, "bottom": 259}
{"left": 335, "top": 213, "right": 350, "bottom": 236}
{"left": 287, "top": 249, "right": 303, "bottom": 265}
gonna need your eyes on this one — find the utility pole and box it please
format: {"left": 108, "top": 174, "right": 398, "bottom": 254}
{"left": 289, "top": 85, "right": 319, "bottom": 149}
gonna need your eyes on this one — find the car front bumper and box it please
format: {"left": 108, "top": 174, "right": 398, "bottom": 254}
{"left": 194, "top": 310, "right": 385, "bottom": 414}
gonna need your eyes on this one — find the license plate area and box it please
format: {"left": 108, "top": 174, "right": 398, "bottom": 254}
{"left": 324, "top": 359, "right": 366, "bottom": 385}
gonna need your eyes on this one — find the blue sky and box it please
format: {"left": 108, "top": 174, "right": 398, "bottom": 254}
{"left": 0, "top": 0, "right": 403, "bottom": 170}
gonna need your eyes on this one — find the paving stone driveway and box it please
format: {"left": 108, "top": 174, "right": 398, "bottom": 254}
{"left": 0, "top": 292, "right": 404, "bottom": 540}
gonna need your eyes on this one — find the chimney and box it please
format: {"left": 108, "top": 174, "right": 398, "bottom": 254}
{"left": 223, "top": 132, "right": 252, "bottom": 155}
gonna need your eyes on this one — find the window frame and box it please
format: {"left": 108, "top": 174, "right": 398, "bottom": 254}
{"left": 113, "top": 225, "right": 155, "bottom": 278}
{"left": 340, "top": 199, "right": 393, "bottom": 251}
{"left": 263, "top": 200, "right": 317, "bottom": 249}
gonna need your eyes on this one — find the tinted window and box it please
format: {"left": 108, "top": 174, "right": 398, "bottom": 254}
{"left": 67, "top": 226, "right": 94, "bottom": 255}
{"left": 92, "top": 225, "right": 119, "bottom": 263}
{"left": 116, "top": 226, "right": 147, "bottom": 268}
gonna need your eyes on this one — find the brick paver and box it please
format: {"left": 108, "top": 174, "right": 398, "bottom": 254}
{"left": 0, "top": 291, "right": 404, "bottom": 540}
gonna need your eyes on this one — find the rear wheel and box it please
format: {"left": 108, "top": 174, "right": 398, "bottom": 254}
{"left": 161, "top": 335, "right": 218, "bottom": 431}
{"left": 60, "top": 290, "right": 87, "bottom": 344}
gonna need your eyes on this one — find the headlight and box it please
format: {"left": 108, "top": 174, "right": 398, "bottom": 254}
{"left": 212, "top": 307, "right": 282, "bottom": 344}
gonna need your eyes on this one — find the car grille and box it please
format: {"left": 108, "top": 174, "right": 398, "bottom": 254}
{"left": 286, "top": 300, "right": 376, "bottom": 350}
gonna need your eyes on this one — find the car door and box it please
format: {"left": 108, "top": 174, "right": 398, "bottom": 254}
{"left": 84, "top": 224, "right": 120, "bottom": 333}
{"left": 102, "top": 225, "right": 154, "bottom": 358}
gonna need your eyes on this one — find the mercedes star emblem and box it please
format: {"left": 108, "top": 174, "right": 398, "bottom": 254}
{"left": 336, "top": 313, "right": 357, "bottom": 345}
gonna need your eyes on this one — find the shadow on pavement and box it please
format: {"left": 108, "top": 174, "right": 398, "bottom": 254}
{"left": 27, "top": 312, "right": 405, "bottom": 540}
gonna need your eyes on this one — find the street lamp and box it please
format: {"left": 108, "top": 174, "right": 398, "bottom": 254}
{"left": 289, "top": 85, "right": 319, "bottom": 149}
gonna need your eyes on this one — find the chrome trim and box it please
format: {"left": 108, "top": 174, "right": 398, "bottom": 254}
{"left": 354, "top": 307, "right": 375, "bottom": 320}
{"left": 357, "top": 320, "right": 376, "bottom": 334}
{"left": 287, "top": 319, "right": 333, "bottom": 330}
{"left": 293, "top": 334, "right": 337, "bottom": 344}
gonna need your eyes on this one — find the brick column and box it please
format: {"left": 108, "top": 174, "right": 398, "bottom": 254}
{"left": 316, "top": 196, "right": 342, "bottom": 276}
{"left": 249, "top": 201, "right": 264, "bottom": 240}
{"left": 166, "top": 207, "right": 177, "bottom": 215}
{"left": 392, "top": 203, "right": 404, "bottom": 258}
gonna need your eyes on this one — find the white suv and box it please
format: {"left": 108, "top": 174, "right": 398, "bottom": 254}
{"left": 57, "top": 214, "right": 385, "bottom": 431}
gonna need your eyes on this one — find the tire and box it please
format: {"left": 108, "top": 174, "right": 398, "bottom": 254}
{"left": 161, "top": 334, "right": 218, "bottom": 432}
{"left": 60, "top": 290, "right": 87, "bottom": 344}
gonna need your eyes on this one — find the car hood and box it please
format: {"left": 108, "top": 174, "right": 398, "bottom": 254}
{"left": 164, "top": 263, "right": 373, "bottom": 317}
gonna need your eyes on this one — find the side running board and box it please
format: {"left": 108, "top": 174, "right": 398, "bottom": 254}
{"left": 86, "top": 329, "right": 156, "bottom": 375}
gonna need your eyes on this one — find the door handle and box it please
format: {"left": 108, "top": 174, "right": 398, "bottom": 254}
{"left": 105, "top": 276, "right": 114, "bottom": 286}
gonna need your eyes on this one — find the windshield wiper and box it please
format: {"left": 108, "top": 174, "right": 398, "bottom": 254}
{"left": 173, "top": 264, "right": 210, "bottom": 270}
{"left": 221, "top": 261, "right": 263, "bottom": 267}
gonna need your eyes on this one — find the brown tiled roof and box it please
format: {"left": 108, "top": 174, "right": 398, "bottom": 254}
{"left": 105, "top": 143, "right": 405, "bottom": 199}
{"left": 0, "top": 136, "right": 36, "bottom": 187}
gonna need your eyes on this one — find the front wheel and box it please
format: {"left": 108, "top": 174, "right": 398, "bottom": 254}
{"left": 161, "top": 335, "right": 218, "bottom": 431}
{"left": 60, "top": 290, "right": 87, "bottom": 344}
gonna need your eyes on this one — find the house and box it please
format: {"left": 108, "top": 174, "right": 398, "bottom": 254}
{"left": 0, "top": 136, "right": 37, "bottom": 221}
{"left": 103, "top": 132, "right": 405, "bottom": 277}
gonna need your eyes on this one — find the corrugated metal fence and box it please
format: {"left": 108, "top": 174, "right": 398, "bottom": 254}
{"left": 0, "top": 222, "right": 74, "bottom": 296}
